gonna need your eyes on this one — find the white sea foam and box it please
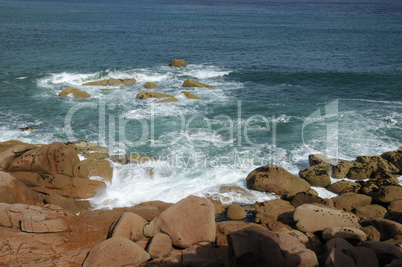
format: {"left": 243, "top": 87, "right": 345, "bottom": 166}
{"left": 10, "top": 65, "right": 400, "bottom": 209}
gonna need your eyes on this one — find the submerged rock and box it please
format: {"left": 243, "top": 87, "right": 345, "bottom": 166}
{"left": 82, "top": 78, "right": 136, "bottom": 86}
{"left": 182, "top": 79, "right": 216, "bottom": 88}
{"left": 182, "top": 91, "right": 201, "bottom": 99}
{"left": 156, "top": 97, "right": 179, "bottom": 103}
{"left": 136, "top": 91, "right": 174, "bottom": 100}
{"left": 58, "top": 87, "right": 90, "bottom": 98}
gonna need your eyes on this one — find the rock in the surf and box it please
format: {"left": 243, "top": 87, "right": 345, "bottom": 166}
{"left": 299, "top": 163, "right": 331, "bottom": 187}
{"left": 182, "top": 79, "right": 216, "bottom": 88}
{"left": 156, "top": 97, "right": 178, "bottom": 103}
{"left": 246, "top": 164, "right": 310, "bottom": 198}
{"left": 82, "top": 78, "right": 136, "bottom": 86}
{"left": 144, "top": 82, "right": 158, "bottom": 89}
{"left": 20, "top": 126, "right": 35, "bottom": 131}
{"left": 327, "top": 180, "right": 361, "bottom": 194}
{"left": 181, "top": 91, "right": 201, "bottom": 99}
{"left": 169, "top": 59, "right": 186, "bottom": 67}
{"left": 58, "top": 87, "right": 90, "bottom": 98}
{"left": 136, "top": 92, "right": 174, "bottom": 100}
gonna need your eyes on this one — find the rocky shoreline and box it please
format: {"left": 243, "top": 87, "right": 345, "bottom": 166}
{"left": 0, "top": 140, "right": 401, "bottom": 266}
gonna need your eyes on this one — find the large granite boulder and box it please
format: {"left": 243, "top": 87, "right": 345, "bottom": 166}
{"left": 7, "top": 142, "right": 79, "bottom": 178}
{"left": 147, "top": 233, "right": 172, "bottom": 259}
{"left": 144, "top": 195, "right": 216, "bottom": 248}
{"left": 8, "top": 171, "right": 42, "bottom": 187}
{"left": 342, "top": 247, "right": 379, "bottom": 267}
{"left": 254, "top": 199, "right": 295, "bottom": 228}
{"left": 1, "top": 203, "right": 72, "bottom": 233}
{"left": 215, "top": 221, "right": 264, "bottom": 247}
{"left": 66, "top": 140, "right": 109, "bottom": 160}
{"left": 108, "top": 212, "right": 147, "bottom": 241}
{"left": 321, "top": 247, "right": 357, "bottom": 267}
{"left": 169, "top": 59, "right": 186, "bottom": 67}
{"left": 290, "top": 191, "right": 334, "bottom": 208}
{"left": 0, "top": 142, "right": 38, "bottom": 170}
{"left": 58, "top": 87, "right": 90, "bottom": 98}
{"left": 182, "top": 79, "right": 216, "bottom": 88}
{"left": 73, "top": 159, "right": 112, "bottom": 182}
{"left": 347, "top": 155, "right": 400, "bottom": 180}
{"left": 226, "top": 226, "right": 318, "bottom": 267}
{"left": 269, "top": 221, "right": 310, "bottom": 245}
{"left": 294, "top": 204, "right": 360, "bottom": 233}
{"left": 354, "top": 204, "right": 388, "bottom": 219}
{"left": 148, "top": 244, "right": 227, "bottom": 267}
{"left": 44, "top": 193, "right": 80, "bottom": 214}
{"left": 388, "top": 199, "right": 402, "bottom": 215}
{"left": 375, "top": 185, "right": 402, "bottom": 203}
{"left": 359, "top": 218, "right": 402, "bottom": 240}
{"left": 0, "top": 171, "right": 44, "bottom": 205}
{"left": 362, "top": 225, "right": 382, "bottom": 241}
{"left": 360, "top": 241, "right": 402, "bottom": 266}
{"left": 380, "top": 148, "right": 402, "bottom": 173}
{"left": 246, "top": 164, "right": 310, "bottom": 198}
{"left": 322, "top": 227, "right": 367, "bottom": 242}
{"left": 331, "top": 193, "right": 372, "bottom": 212}
{"left": 299, "top": 163, "right": 331, "bottom": 187}
{"left": 83, "top": 237, "right": 150, "bottom": 267}
{"left": 69, "top": 177, "right": 106, "bottom": 199}
{"left": 83, "top": 78, "right": 136, "bottom": 86}
{"left": 308, "top": 154, "right": 353, "bottom": 179}
{"left": 327, "top": 180, "right": 361, "bottom": 194}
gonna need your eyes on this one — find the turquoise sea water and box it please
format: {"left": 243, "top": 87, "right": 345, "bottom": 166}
{"left": 1, "top": 0, "right": 401, "bottom": 208}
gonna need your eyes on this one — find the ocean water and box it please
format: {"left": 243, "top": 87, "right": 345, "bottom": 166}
{"left": 1, "top": 0, "right": 401, "bottom": 208}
